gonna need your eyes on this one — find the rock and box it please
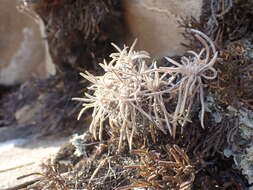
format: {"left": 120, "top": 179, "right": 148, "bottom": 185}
{"left": 15, "top": 104, "right": 42, "bottom": 124}
{"left": 0, "top": 0, "right": 55, "bottom": 86}
{"left": 0, "top": 137, "right": 68, "bottom": 188}
{"left": 123, "top": 0, "right": 203, "bottom": 58}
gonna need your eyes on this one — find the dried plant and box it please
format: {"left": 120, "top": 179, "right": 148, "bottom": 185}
{"left": 73, "top": 41, "right": 175, "bottom": 150}
{"left": 74, "top": 30, "right": 218, "bottom": 150}
{"left": 74, "top": 40, "right": 156, "bottom": 149}
{"left": 26, "top": 161, "right": 71, "bottom": 190}
{"left": 146, "top": 29, "right": 218, "bottom": 136}
{"left": 118, "top": 145, "right": 195, "bottom": 190}
{"left": 209, "top": 40, "right": 253, "bottom": 109}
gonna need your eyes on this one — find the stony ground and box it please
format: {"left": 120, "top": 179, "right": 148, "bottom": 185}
{"left": 0, "top": 126, "right": 68, "bottom": 189}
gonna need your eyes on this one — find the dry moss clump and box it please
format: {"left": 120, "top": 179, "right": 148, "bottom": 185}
{"left": 119, "top": 145, "right": 195, "bottom": 190}
{"left": 201, "top": 0, "right": 253, "bottom": 110}
{"left": 26, "top": 135, "right": 136, "bottom": 190}
{"left": 209, "top": 40, "right": 253, "bottom": 109}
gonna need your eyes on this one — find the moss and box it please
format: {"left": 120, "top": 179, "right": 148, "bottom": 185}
{"left": 209, "top": 40, "right": 253, "bottom": 109}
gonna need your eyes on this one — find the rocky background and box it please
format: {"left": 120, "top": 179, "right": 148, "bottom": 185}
{"left": 0, "top": 0, "right": 55, "bottom": 86}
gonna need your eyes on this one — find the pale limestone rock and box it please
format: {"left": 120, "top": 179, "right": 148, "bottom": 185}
{"left": 0, "top": 137, "right": 68, "bottom": 188}
{"left": 123, "top": 0, "right": 203, "bottom": 58}
{"left": 15, "top": 103, "right": 43, "bottom": 124}
{"left": 0, "top": 0, "right": 55, "bottom": 85}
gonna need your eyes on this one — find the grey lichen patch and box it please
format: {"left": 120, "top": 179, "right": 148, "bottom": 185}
{"left": 205, "top": 93, "right": 253, "bottom": 184}
{"left": 70, "top": 133, "right": 92, "bottom": 157}
{"left": 204, "top": 94, "right": 224, "bottom": 124}
{"left": 228, "top": 106, "right": 253, "bottom": 139}
{"left": 224, "top": 106, "right": 253, "bottom": 183}
{"left": 239, "top": 109, "right": 253, "bottom": 130}
{"left": 240, "top": 146, "right": 253, "bottom": 184}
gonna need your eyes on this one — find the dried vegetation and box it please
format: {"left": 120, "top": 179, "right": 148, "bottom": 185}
{"left": 119, "top": 145, "right": 195, "bottom": 190}
{"left": 26, "top": 138, "right": 136, "bottom": 190}
{"left": 73, "top": 29, "right": 219, "bottom": 151}
{"left": 209, "top": 40, "right": 253, "bottom": 109}
{"left": 183, "top": 0, "right": 253, "bottom": 109}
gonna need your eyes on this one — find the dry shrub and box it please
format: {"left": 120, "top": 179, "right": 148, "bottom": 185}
{"left": 181, "top": 0, "right": 253, "bottom": 110}
{"left": 74, "top": 29, "right": 219, "bottom": 151}
{"left": 200, "top": 0, "right": 253, "bottom": 43}
{"left": 28, "top": 153, "right": 136, "bottom": 190}
{"left": 73, "top": 41, "right": 173, "bottom": 151}
{"left": 180, "top": 117, "right": 239, "bottom": 159}
{"left": 118, "top": 145, "right": 195, "bottom": 190}
{"left": 209, "top": 40, "right": 253, "bottom": 109}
